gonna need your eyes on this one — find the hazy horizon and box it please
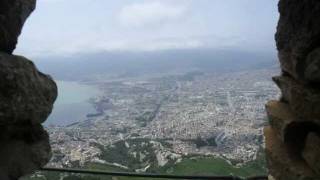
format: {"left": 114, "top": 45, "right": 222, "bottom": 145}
{"left": 15, "top": 0, "right": 279, "bottom": 59}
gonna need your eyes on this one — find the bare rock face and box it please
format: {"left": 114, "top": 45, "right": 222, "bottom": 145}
{"left": 0, "top": 53, "right": 57, "bottom": 125}
{"left": 276, "top": 0, "right": 320, "bottom": 82}
{"left": 0, "top": 0, "right": 36, "bottom": 54}
{"left": 0, "top": 0, "right": 57, "bottom": 179}
{"left": 266, "top": 0, "right": 320, "bottom": 179}
{"left": 264, "top": 127, "right": 316, "bottom": 180}
{"left": 0, "top": 53, "right": 57, "bottom": 178}
{"left": 0, "top": 124, "right": 51, "bottom": 180}
{"left": 0, "top": 54, "right": 57, "bottom": 179}
{"left": 305, "top": 48, "right": 320, "bottom": 83}
{"left": 303, "top": 133, "right": 320, "bottom": 175}
{"left": 273, "top": 76, "right": 320, "bottom": 120}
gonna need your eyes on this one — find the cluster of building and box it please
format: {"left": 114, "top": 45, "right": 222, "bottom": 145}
{"left": 46, "top": 68, "right": 280, "bottom": 168}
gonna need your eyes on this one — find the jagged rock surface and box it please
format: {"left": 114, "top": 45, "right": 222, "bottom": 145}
{"left": 273, "top": 76, "right": 320, "bottom": 120}
{"left": 276, "top": 0, "right": 320, "bottom": 82}
{"left": 0, "top": 0, "right": 57, "bottom": 179}
{"left": 265, "top": 127, "right": 316, "bottom": 180}
{"left": 0, "top": 124, "right": 51, "bottom": 180}
{"left": 0, "top": 53, "right": 57, "bottom": 124}
{"left": 0, "top": 0, "right": 36, "bottom": 54}
{"left": 266, "top": 0, "right": 320, "bottom": 179}
{"left": 303, "top": 133, "right": 320, "bottom": 175}
{"left": 0, "top": 54, "right": 57, "bottom": 179}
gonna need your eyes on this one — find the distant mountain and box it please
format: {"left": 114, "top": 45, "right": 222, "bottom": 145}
{"left": 33, "top": 49, "right": 278, "bottom": 81}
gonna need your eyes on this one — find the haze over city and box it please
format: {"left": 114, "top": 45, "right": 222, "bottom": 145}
{"left": 16, "top": 0, "right": 279, "bottom": 58}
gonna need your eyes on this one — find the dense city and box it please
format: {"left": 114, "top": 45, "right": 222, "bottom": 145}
{"left": 44, "top": 68, "right": 280, "bottom": 174}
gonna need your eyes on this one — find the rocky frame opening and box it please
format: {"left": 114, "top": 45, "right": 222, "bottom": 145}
{"left": 1, "top": 0, "right": 320, "bottom": 179}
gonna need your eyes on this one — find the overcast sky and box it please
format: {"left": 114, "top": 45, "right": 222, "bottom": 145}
{"left": 15, "top": 0, "right": 279, "bottom": 58}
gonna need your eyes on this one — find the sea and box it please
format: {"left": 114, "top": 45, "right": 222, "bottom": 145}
{"left": 45, "top": 81, "right": 101, "bottom": 126}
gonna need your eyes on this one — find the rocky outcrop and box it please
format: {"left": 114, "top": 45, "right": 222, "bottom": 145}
{"left": 0, "top": 0, "right": 36, "bottom": 54}
{"left": 265, "top": 0, "right": 320, "bottom": 179}
{"left": 0, "top": 124, "right": 51, "bottom": 180}
{"left": 0, "top": 53, "right": 57, "bottom": 125}
{"left": 265, "top": 127, "right": 316, "bottom": 180}
{"left": 0, "top": 0, "right": 57, "bottom": 179}
{"left": 303, "top": 133, "right": 320, "bottom": 175}
{"left": 275, "top": 0, "right": 320, "bottom": 83}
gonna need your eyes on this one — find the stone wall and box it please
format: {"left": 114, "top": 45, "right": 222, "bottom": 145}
{"left": 0, "top": 0, "right": 57, "bottom": 180}
{"left": 265, "top": 0, "right": 320, "bottom": 179}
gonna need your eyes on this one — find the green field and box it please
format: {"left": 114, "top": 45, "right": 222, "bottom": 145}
{"left": 159, "top": 156, "right": 267, "bottom": 177}
{"left": 22, "top": 137, "right": 267, "bottom": 180}
{"left": 22, "top": 152, "right": 267, "bottom": 180}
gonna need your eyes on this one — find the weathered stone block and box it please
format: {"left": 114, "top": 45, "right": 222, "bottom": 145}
{"left": 303, "top": 133, "right": 320, "bottom": 176}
